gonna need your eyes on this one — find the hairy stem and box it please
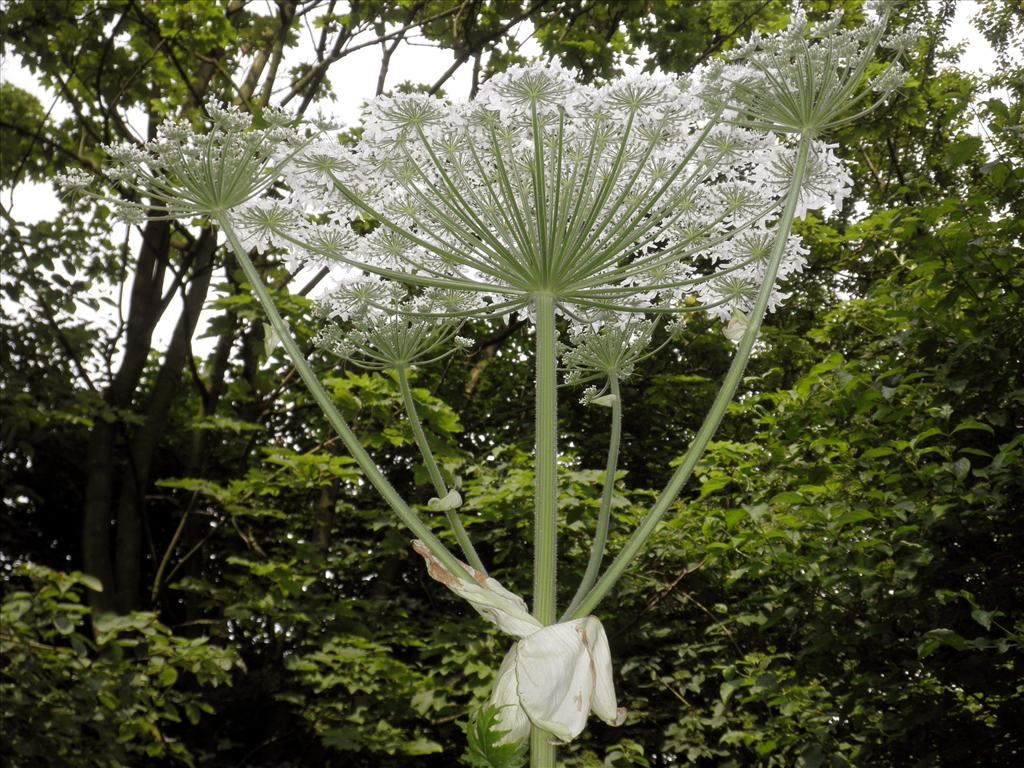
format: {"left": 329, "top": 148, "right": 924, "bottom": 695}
{"left": 568, "top": 134, "right": 814, "bottom": 619}
{"left": 396, "top": 365, "right": 485, "bottom": 573}
{"left": 218, "top": 217, "right": 468, "bottom": 578}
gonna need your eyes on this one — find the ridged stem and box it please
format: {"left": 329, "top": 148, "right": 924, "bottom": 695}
{"left": 531, "top": 291, "right": 559, "bottom": 768}
{"left": 530, "top": 729, "right": 556, "bottom": 768}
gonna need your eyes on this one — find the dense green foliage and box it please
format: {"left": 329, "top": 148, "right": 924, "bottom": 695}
{"left": 1, "top": 0, "right": 1021, "bottom": 766}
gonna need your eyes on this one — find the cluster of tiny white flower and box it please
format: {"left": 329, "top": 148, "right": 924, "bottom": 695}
{"left": 77, "top": 10, "right": 907, "bottom": 339}
{"left": 560, "top": 317, "right": 659, "bottom": 388}
{"left": 702, "top": 6, "right": 913, "bottom": 136}
{"left": 314, "top": 279, "right": 467, "bottom": 370}
{"left": 227, "top": 54, "right": 853, "bottom": 330}
{"left": 63, "top": 102, "right": 303, "bottom": 225}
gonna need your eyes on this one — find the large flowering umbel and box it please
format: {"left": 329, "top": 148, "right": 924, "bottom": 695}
{"left": 703, "top": 5, "right": 915, "bottom": 136}
{"left": 256, "top": 60, "right": 849, "bottom": 328}
{"left": 82, "top": 14, "right": 907, "bottom": 762}
{"left": 62, "top": 101, "right": 305, "bottom": 224}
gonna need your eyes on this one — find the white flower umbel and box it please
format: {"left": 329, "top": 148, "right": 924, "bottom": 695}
{"left": 63, "top": 101, "right": 305, "bottom": 222}
{"left": 702, "top": 5, "right": 913, "bottom": 137}
{"left": 413, "top": 541, "right": 625, "bottom": 745}
{"left": 315, "top": 279, "right": 466, "bottom": 371}
{"left": 267, "top": 64, "right": 848, "bottom": 324}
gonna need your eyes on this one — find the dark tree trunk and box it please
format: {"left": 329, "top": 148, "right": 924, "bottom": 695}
{"left": 113, "top": 229, "right": 217, "bottom": 612}
{"left": 82, "top": 221, "right": 170, "bottom": 613}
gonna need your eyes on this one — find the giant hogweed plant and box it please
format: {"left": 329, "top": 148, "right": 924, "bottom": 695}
{"left": 68, "top": 8, "right": 913, "bottom": 766}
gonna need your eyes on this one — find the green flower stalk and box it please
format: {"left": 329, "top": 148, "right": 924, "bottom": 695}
{"left": 84, "top": 7, "right": 910, "bottom": 763}
{"left": 315, "top": 281, "right": 484, "bottom": 572}
{"left": 559, "top": 317, "right": 663, "bottom": 618}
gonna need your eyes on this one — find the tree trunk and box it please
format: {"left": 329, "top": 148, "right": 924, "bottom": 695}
{"left": 82, "top": 221, "right": 170, "bottom": 613}
{"left": 113, "top": 229, "right": 217, "bottom": 612}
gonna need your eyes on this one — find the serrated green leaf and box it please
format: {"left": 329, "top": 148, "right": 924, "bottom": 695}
{"left": 464, "top": 704, "right": 527, "bottom": 768}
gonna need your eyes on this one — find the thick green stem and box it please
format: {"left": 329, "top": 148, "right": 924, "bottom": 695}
{"left": 564, "top": 375, "right": 621, "bottom": 617}
{"left": 532, "top": 292, "right": 559, "bottom": 624}
{"left": 530, "top": 728, "right": 556, "bottom": 768}
{"left": 217, "top": 217, "right": 468, "bottom": 578}
{"left": 396, "top": 365, "right": 486, "bottom": 573}
{"left": 531, "top": 292, "right": 559, "bottom": 767}
{"left": 568, "top": 134, "right": 814, "bottom": 619}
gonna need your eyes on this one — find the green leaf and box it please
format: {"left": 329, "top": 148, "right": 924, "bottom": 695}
{"left": 724, "top": 508, "right": 747, "bottom": 528}
{"left": 807, "top": 352, "right": 844, "bottom": 379}
{"left": 402, "top": 737, "right": 444, "bottom": 755}
{"left": 910, "top": 427, "right": 944, "bottom": 449}
{"left": 943, "top": 135, "right": 982, "bottom": 166}
{"left": 719, "top": 679, "right": 741, "bottom": 704}
{"left": 464, "top": 704, "right": 528, "bottom": 768}
{"left": 770, "top": 491, "right": 805, "bottom": 506}
{"left": 970, "top": 609, "right": 993, "bottom": 631}
{"left": 951, "top": 419, "right": 994, "bottom": 436}
{"left": 97, "top": 691, "right": 119, "bottom": 711}
{"left": 862, "top": 446, "right": 896, "bottom": 459}
{"left": 53, "top": 613, "right": 75, "bottom": 635}
{"left": 948, "top": 457, "right": 971, "bottom": 482}
{"left": 157, "top": 665, "right": 179, "bottom": 687}
{"left": 832, "top": 509, "right": 873, "bottom": 529}
{"left": 917, "top": 628, "right": 968, "bottom": 658}
{"left": 76, "top": 573, "right": 104, "bottom": 592}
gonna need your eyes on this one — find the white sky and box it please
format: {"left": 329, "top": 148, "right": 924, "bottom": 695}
{"left": 0, "top": 0, "right": 1014, "bottom": 354}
